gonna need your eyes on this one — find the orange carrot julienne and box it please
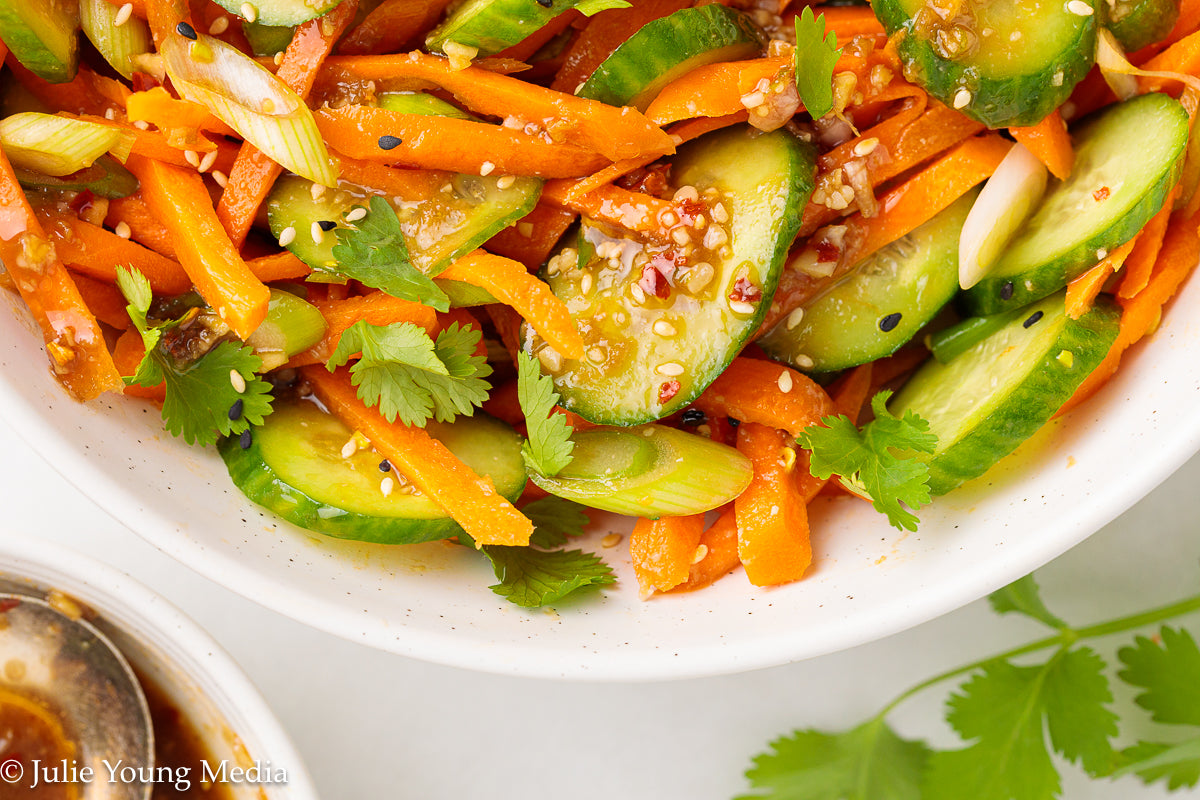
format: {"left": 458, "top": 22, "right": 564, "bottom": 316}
{"left": 105, "top": 193, "right": 177, "bottom": 259}
{"left": 486, "top": 304, "right": 524, "bottom": 363}
{"left": 1010, "top": 109, "right": 1074, "bottom": 180}
{"left": 244, "top": 252, "right": 312, "bottom": 283}
{"left": 338, "top": 0, "right": 450, "bottom": 55}
{"left": 125, "top": 87, "right": 236, "bottom": 136}
{"left": 439, "top": 250, "right": 585, "bottom": 359}
{"left": 541, "top": 181, "right": 674, "bottom": 243}
{"left": 629, "top": 514, "right": 706, "bottom": 596}
{"left": 830, "top": 362, "right": 875, "bottom": 424}
{"left": 112, "top": 328, "right": 165, "bottom": 400}
{"left": 484, "top": 204, "right": 578, "bottom": 271}
{"left": 819, "top": 5, "right": 887, "bottom": 39}
{"left": 735, "top": 422, "right": 812, "bottom": 587}
{"left": 1119, "top": 194, "right": 1177, "bottom": 299}
{"left": 302, "top": 365, "right": 533, "bottom": 546}
{"left": 671, "top": 507, "right": 740, "bottom": 592}
{"left": 1065, "top": 236, "right": 1138, "bottom": 319}
{"left": 693, "top": 357, "right": 836, "bottom": 437}
{"left": 125, "top": 154, "right": 270, "bottom": 340}
{"left": 70, "top": 271, "right": 130, "bottom": 330}
{"left": 39, "top": 211, "right": 193, "bottom": 295}
{"left": 289, "top": 292, "right": 439, "bottom": 368}
{"left": 645, "top": 58, "right": 788, "bottom": 125}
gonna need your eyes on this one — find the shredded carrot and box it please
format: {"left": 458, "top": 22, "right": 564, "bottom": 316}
{"left": 289, "top": 292, "right": 439, "bottom": 368}
{"left": 646, "top": 57, "right": 788, "bottom": 126}
{"left": 38, "top": 210, "right": 193, "bottom": 295}
{"left": 244, "top": 252, "right": 312, "bottom": 283}
{"left": 820, "top": 5, "right": 887, "bottom": 39}
{"left": 112, "top": 329, "right": 165, "bottom": 400}
{"left": 1119, "top": 194, "right": 1178, "bottom": 299}
{"left": 6, "top": 61, "right": 116, "bottom": 117}
{"left": 484, "top": 204, "right": 578, "bottom": 271}
{"left": 1140, "top": 29, "right": 1200, "bottom": 89}
{"left": 337, "top": 0, "right": 451, "bottom": 55}
{"left": 125, "top": 154, "right": 270, "bottom": 340}
{"left": 125, "top": 88, "right": 236, "bottom": 136}
{"left": 670, "top": 508, "right": 740, "bottom": 592}
{"left": 439, "top": 250, "right": 585, "bottom": 359}
{"left": 105, "top": 193, "right": 177, "bottom": 260}
{"left": 541, "top": 181, "right": 674, "bottom": 242}
{"left": 735, "top": 422, "right": 812, "bottom": 586}
{"left": 70, "top": 271, "right": 130, "bottom": 330}
{"left": 1010, "top": 109, "right": 1074, "bottom": 180}
{"left": 830, "top": 363, "right": 875, "bottom": 424}
{"left": 486, "top": 304, "right": 524, "bottom": 363}
{"left": 302, "top": 365, "right": 533, "bottom": 546}
{"left": 693, "top": 357, "right": 836, "bottom": 437}
{"left": 629, "top": 514, "right": 706, "bottom": 596}
{"left": 1065, "top": 236, "right": 1138, "bottom": 319}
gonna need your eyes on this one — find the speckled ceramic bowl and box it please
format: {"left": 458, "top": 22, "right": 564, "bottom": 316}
{"left": 0, "top": 535, "right": 317, "bottom": 799}
{"left": 3, "top": 268, "right": 1200, "bottom": 681}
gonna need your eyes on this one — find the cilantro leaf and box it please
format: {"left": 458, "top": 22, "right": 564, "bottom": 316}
{"left": 988, "top": 574, "right": 1069, "bottom": 631}
{"left": 1116, "top": 739, "right": 1200, "bottom": 789}
{"left": 327, "top": 196, "right": 449, "bottom": 311}
{"left": 794, "top": 6, "right": 842, "bottom": 120}
{"left": 522, "top": 496, "right": 591, "bottom": 549}
{"left": 796, "top": 391, "right": 937, "bottom": 531}
{"left": 1118, "top": 626, "right": 1200, "bottom": 726}
{"left": 327, "top": 320, "right": 491, "bottom": 426}
{"left": 739, "top": 718, "right": 930, "bottom": 800}
{"left": 924, "top": 646, "right": 1117, "bottom": 799}
{"left": 576, "top": 0, "right": 632, "bottom": 15}
{"left": 516, "top": 351, "right": 574, "bottom": 477}
{"left": 483, "top": 545, "right": 614, "bottom": 607}
{"left": 116, "top": 267, "right": 273, "bottom": 447}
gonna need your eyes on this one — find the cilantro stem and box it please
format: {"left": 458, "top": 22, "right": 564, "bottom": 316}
{"left": 877, "top": 590, "right": 1200, "bottom": 717}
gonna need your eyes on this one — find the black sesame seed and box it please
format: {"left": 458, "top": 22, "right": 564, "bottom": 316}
{"left": 176, "top": 21, "right": 197, "bottom": 40}
{"left": 239, "top": 428, "right": 253, "bottom": 450}
{"left": 535, "top": 0, "right": 553, "bottom": 6}
{"left": 379, "top": 460, "right": 391, "bottom": 473}
{"left": 316, "top": 219, "right": 337, "bottom": 231}
{"left": 1023, "top": 310, "right": 1044, "bottom": 329}
{"left": 727, "top": 417, "right": 740, "bottom": 428}
{"left": 228, "top": 398, "right": 244, "bottom": 421}
{"left": 879, "top": 312, "right": 902, "bottom": 333}
{"left": 377, "top": 135, "right": 403, "bottom": 151}
{"left": 680, "top": 408, "right": 705, "bottom": 426}
{"left": 1000, "top": 281, "right": 1014, "bottom": 301}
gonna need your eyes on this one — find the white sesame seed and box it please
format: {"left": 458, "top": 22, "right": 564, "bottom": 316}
{"left": 114, "top": 221, "right": 131, "bottom": 239}
{"left": 518, "top": 222, "right": 534, "bottom": 238}
{"left": 496, "top": 175, "right": 515, "bottom": 189}
{"left": 340, "top": 438, "right": 357, "bottom": 459}
{"left": 230, "top": 369, "right": 246, "bottom": 393}
{"left": 310, "top": 182, "right": 327, "bottom": 201}
{"left": 853, "top": 137, "right": 880, "bottom": 157}
{"left": 702, "top": 225, "right": 728, "bottom": 249}
{"left": 480, "top": 161, "right": 495, "bottom": 176}
{"left": 630, "top": 283, "right": 647, "bottom": 304}
{"left": 104, "top": 107, "right": 116, "bottom": 120}
{"left": 692, "top": 214, "right": 707, "bottom": 231}
{"left": 656, "top": 362, "right": 685, "bottom": 377}
{"left": 209, "top": 16, "right": 229, "bottom": 35}
{"left": 537, "top": 346, "right": 563, "bottom": 372}
{"left": 659, "top": 209, "right": 680, "bottom": 227}
{"left": 953, "top": 88, "right": 972, "bottom": 109}
{"left": 786, "top": 307, "right": 805, "bottom": 330}
{"left": 587, "top": 347, "right": 606, "bottom": 363}
{"left": 711, "top": 203, "right": 729, "bottom": 224}
{"left": 692, "top": 544, "right": 708, "bottom": 564}
{"left": 794, "top": 354, "right": 815, "bottom": 370}
{"left": 652, "top": 319, "right": 677, "bottom": 337}
{"left": 114, "top": 2, "right": 133, "bottom": 26}
{"left": 211, "top": 170, "right": 228, "bottom": 188}
{"left": 777, "top": 370, "right": 794, "bottom": 393}
{"left": 580, "top": 272, "right": 593, "bottom": 295}
{"left": 132, "top": 119, "right": 150, "bottom": 130}
{"left": 310, "top": 221, "right": 325, "bottom": 244}
{"left": 740, "top": 90, "right": 766, "bottom": 109}
{"left": 673, "top": 185, "right": 699, "bottom": 203}
{"left": 1096, "top": 248, "right": 1108, "bottom": 260}
{"left": 686, "top": 262, "right": 715, "bottom": 293}
{"left": 380, "top": 477, "right": 395, "bottom": 497}
{"left": 345, "top": 207, "right": 368, "bottom": 223}
{"left": 184, "top": 150, "right": 200, "bottom": 168}
{"left": 240, "top": 2, "right": 258, "bottom": 23}
{"left": 278, "top": 226, "right": 296, "bottom": 247}
{"left": 671, "top": 228, "right": 691, "bottom": 246}
{"left": 729, "top": 300, "right": 756, "bottom": 315}
{"left": 1067, "top": 0, "right": 1094, "bottom": 14}
{"left": 601, "top": 533, "right": 622, "bottom": 548}
{"left": 198, "top": 149, "right": 218, "bottom": 173}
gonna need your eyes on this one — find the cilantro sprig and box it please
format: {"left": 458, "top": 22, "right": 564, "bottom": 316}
{"left": 738, "top": 574, "right": 1200, "bottom": 800}
{"left": 796, "top": 391, "right": 937, "bottom": 531}
{"left": 326, "top": 319, "right": 491, "bottom": 427}
{"left": 794, "top": 6, "right": 843, "bottom": 120}
{"left": 516, "top": 351, "right": 574, "bottom": 477}
{"left": 116, "top": 267, "right": 272, "bottom": 447}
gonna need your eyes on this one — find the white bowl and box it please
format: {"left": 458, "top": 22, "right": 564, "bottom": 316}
{"left": 2, "top": 271, "right": 1200, "bottom": 681}
{"left": 0, "top": 534, "right": 318, "bottom": 799}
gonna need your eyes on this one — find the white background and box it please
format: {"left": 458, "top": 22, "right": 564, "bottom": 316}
{"left": 2, "top": 414, "right": 1199, "bottom": 800}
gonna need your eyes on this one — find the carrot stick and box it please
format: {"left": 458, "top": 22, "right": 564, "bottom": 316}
{"left": 70, "top": 271, "right": 130, "bottom": 330}
{"left": 629, "top": 514, "right": 706, "bottom": 596}
{"left": 301, "top": 365, "right": 534, "bottom": 546}
{"left": 6, "top": 60, "right": 115, "bottom": 117}
{"left": 39, "top": 211, "right": 193, "bottom": 295}
{"left": 1119, "top": 199, "right": 1176, "bottom": 299}
{"left": 819, "top": 5, "right": 887, "bottom": 39}
{"left": 484, "top": 204, "right": 578, "bottom": 271}
{"left": 112, "top": 329, "right": 165, "bottom": 400}
{"left": 314, "top": 105, "right": 611, "bottom": 179}
{"left": 735, "top": 422, "right": 812, "bottom": 586}
{"left": 125, "top": 88, "right": 236, "bottom": 136}
{"left": 125, "top": 154, "right": 270, "bottom": 340}
{"left": 289, "top": 292, "right": 439, "bottom": 368}
{"left": 486, "top": 304, "right": 524, "bottom": 363}
{"left": 1009, "top": 109, "right": 1074, "bottom": 180}
{"left": 244, "top": 252, "right": 312, "bottom": 283}
{"left": 541, "top": 181, "right": 674, "bottom": 242}
{"left": 692, "top": 357, "right": 836, "bottom": 437}
{"left": 439, "top": 250, "right": 585, "bottom": 359}
{"left": 1140, "top": 29, "right": 1200, "bottom": 89}
{"left": 551, "top": 0, "right": 692, "bottom": 93}
{"left": 645, "top": 58, "right": 788, "bottom": 126}
{"left": 671, "top": 507, "right": 741, "bottom": 592}
{"left": 337, "top": 0, "right": 451, "bottom": 55}
{"left": 217, "top": 0, "right": 357, "bottom": 247}
{"left": 1065, "top": 236, "right": 1137, "bottom": 319}
{"left": 482, "top": 379, "right": 524, "bottom": 428}
{"left": 105, "top": 193, "right": 177, "bottom": 259}
{"left": 830, "top": 362, "right": 875, "bottom": 424}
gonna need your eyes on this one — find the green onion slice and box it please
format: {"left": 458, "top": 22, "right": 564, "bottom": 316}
{"left": 0, "top": 113, "right": 134, "bottom": 177}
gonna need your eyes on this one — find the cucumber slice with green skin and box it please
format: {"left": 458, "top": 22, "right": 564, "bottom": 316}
{"left": 529, "top": 424, "right": 752, "bottom": 518}
{"left": 266, "top": 172, "right": 542, "bottom": 276}
{"left": 210, "top": 0, "right": 338, "bottom": 27}
{"left": 871, "top": 0, "right": 1095, "bottom": 127}
{"left": 961, "top": 93, "right": 1189, "bottom": 316}
{"left": 378, "top": 91, "right": 474, "bottom": 120}
{"left": 0, "top": 0, "right": 80, "bottom": 84}
{"left": 889, "top": 292, "right": 1119, "bottom": 495}
{"left": 576, "top": 5, "right": 764, "bottom": 111}
{"left": 242, "top": 21, "right": 294, "bottom": 56}
{"left": 218, "top": 402, "right": 527, "bottom": 544}
{"left": 15, "top": 154, "right": 138, "bottom": 198}
{"left": 1104, "top": 0, "right": 1180, "bottom": 52}
{"left": 426, "top": 0, "right": 586, "bottom": 58}
{"left": 532, "top": 124, "right": 816, "bottom": 425}
{"left": 758, "top": 189, "right": 977, "bottom": 373}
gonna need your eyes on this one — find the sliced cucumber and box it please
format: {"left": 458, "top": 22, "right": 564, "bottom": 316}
{"left": 529, "top": 424, "right": 752, "bottom": 518}
{"left": 576, "top": 4, "right": 763, "bottom": 111}
{"left": 79, "top": 0, "right": 151, "bottom": 80}
{"left": 890, "top": 292, "right": 1119, "bottom": 495}
{"left": 0, "top": 0, "right": 80, "bottom": 83}
{"left": 426, "top": 0, "right": 585, "bottom": 58}
{"left": 218, "top": 401, "right": 527, "bottom": 544}
{"left": 211, "top": 0, "right": 338, "bottom": 27}
{"left": 758, "top": 189, "right": 977, "bottom": 373}
{"left": 266, "top": 172, "right": 541, "bottom": 276}
{"left": 961, "top": 93, "right": 1189, "bottom": 316}
{"left": 1104, "top": 0, "right": 1180, "bottom": 51}
{"left": 242, "top": 21, "right": 294, "bottom": 56}
{"left": 377, "top": 91, "right": 473, "bottom": 120}
{"left": 872, "top": 0, "right": 1095, "bottom": 127}
{"left": 245, "top": 289, "right": 327, "bottom": 371}
{"left": 532, "top": 124, "right": 816, "bottom": 425}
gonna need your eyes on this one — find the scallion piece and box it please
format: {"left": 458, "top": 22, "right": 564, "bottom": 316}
{"left": 13, "top": 154, "right": 138, "bottom": 198}
{"left": 0, "top": 113, "right": 134, "bottom": 177}
{"left": 80, "top": 0, "right": 151, "bottom": 79}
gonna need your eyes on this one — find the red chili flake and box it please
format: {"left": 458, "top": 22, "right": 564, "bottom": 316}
{"left": 616, "top": 164, "right": 672, "bottom": 198}
{"left": 1093, "top": 186, "right": 1110, "bottom": 202}
{"left": 0, "top": 598, "right": 20, "bottom": 613}
{"left": 729, "top": 277, "right": 762, "bottom": 304}
{"left": 131, "top": 72, "right": 161, "bottom": 92}
{"left": 658, "top": 380, "right": 681, "bottom": 404}
{"left": 69, "top": 189, "right": 96, "bottom": 216}
{"left": 814, "top": 240, "right": 841, "bottom": 263}
{"left": 675, "top": 198, "right": 708, "bottom": 227}
{"left": 639, "top": 263, "right": 671, "bottom": 299}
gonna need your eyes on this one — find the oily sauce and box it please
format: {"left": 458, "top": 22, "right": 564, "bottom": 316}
{"left": 0, "top": 687, "right": 78, "bottom": 800}
{"left": 137, "top": 674, "right": 236, "bottom": 800}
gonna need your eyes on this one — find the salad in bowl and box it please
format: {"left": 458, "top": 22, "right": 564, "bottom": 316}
{"left": 0, "top": 0, "right": 1198, "bottom": 614}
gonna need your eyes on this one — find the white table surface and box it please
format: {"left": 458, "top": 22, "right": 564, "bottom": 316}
{"left": 2, "top": 413, "right": 1198, "bottom": 800}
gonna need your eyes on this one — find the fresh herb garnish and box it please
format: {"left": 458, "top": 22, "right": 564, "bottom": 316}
{"left": 523, "top": 496, "right": 591, "bottom": 549}
{"left": 737, "top": 574, "right": 1200, "bottom": 800}
{"left": 326, "top": 196, "right": 450, "bottom": 311}
{"left": 117, "top": 267, "right": 272, "bottom": 447}
{"left": 325, "top": 319, "right": 491, "bottom": 427}
{"left": 796, "top": 391, "right": 937, "bottom": 531}
{"left": 516, "top": 351, "right": 574, "bottom": 477}
{"left": 794, "top": 6, "right": 842, "bottom": 120}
